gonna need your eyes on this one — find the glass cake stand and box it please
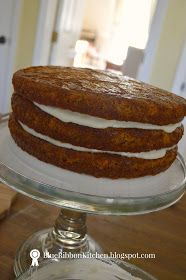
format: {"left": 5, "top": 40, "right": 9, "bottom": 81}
{"left": 17, "top": 258, "right": 157, "bottom": 280}
{"left": 0, "top": 115, "right": 186, "bottom": 279}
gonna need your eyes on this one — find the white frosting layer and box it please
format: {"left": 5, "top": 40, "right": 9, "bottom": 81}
{"left": 20, "top": 122, "right": 175, "bottom": 160}
{"left": 34, "top": 102, "right": 181, "bottom": 133}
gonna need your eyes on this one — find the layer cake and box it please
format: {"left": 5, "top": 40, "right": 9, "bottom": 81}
{"left": 9, "top": 66, "right": 186, "bottom": 179}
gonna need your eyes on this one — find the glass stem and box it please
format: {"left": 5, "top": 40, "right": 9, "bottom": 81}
{"left": 50, "top": 209, "right": 89, "bottom": 252}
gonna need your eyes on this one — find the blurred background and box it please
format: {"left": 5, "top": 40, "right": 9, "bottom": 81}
{"left": 0, "top": 0, "right": 186, "bottom": 119}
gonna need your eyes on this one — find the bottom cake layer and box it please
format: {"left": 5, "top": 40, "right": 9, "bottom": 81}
{"left": 9, "top": 115, "right": 177, "bottom": 179}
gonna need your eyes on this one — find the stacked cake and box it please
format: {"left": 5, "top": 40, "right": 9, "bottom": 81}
{"left": 9, "top": 66, "right": 186, "bottom": 178}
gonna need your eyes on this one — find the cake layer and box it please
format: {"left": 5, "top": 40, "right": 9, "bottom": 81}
{"left": 12, "top": 66, "right": 186, "bottom": 125}
{"left": 9, "top": 114, "right": 177, "bottom": 179}
{"left": 12, "top": 94, "right": 183, "bottom": 153}
{"left": 19, "top": 121, "right": 175, "bottom": 160}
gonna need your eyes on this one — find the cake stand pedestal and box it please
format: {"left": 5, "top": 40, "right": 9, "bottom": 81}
{"left": 0, "top": 116, "right": 185, "bottom": 279}
{"left": 14, "top": 209, "right": 102, "bottom": 276}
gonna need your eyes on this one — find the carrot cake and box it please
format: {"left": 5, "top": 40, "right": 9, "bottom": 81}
{"left": 9, "top": 66, "right": 186, "bottom": 178}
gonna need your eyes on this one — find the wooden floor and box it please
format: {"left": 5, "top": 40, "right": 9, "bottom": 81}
{"left": 0, "top": 193, "right": 186, "bottom": 280}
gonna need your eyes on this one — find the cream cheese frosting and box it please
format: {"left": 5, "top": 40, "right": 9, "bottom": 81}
{"left": 20, "top": 122, "right": 175, "bottom": 160}
{"left": 34, "top": 102, "right": 182, "bottom": 133}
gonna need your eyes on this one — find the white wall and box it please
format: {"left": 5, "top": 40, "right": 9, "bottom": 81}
{"left": 149, "top": 0, "right": 186, "bottom": 91}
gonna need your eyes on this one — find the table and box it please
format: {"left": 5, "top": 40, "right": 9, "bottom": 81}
{"left": 0, "top": 194, "right": 185, "bottom": 280}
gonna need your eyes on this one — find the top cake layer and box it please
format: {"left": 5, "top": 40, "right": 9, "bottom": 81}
{"left": 13, "top": 66, "right": 186, "bottom": 125}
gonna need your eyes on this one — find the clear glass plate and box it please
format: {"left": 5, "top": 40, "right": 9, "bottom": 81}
{"left": 0, "top": 117, "right": 186, "bottom": 215}
{"left": 17, "top": 258, "right": 157, "bottom": 280}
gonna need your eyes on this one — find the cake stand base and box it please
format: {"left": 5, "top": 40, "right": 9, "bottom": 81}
{"left": 14, "top": 209, "right": 103, "bottom": 278}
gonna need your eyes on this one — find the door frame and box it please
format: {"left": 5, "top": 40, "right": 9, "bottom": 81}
{"left": 0, "top": 0, "right": 22, "bottom": 113}
{"left": 32, "top": 0, "right": 58, "bottom": 66}
{"left": 137, "top": 0, "right": 169, "bottom": 83}
{"left": 33, "top": 0, "right": 85, "bottom": 66}
{"left": 172, "top": 39, "right": 186, "bottom": 95}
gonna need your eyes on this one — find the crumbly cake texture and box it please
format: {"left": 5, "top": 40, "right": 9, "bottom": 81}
{"left": 9, "top": 115, "right": 177, "bottom": 179}
{"left": 9, "top": 66, "right": 186, "bottom": 179}
{"left": 12, "top": 94, "right": 183, "bottom": 153}
{"left": 12, "top": 66, "right": 186, "bottom": 125}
